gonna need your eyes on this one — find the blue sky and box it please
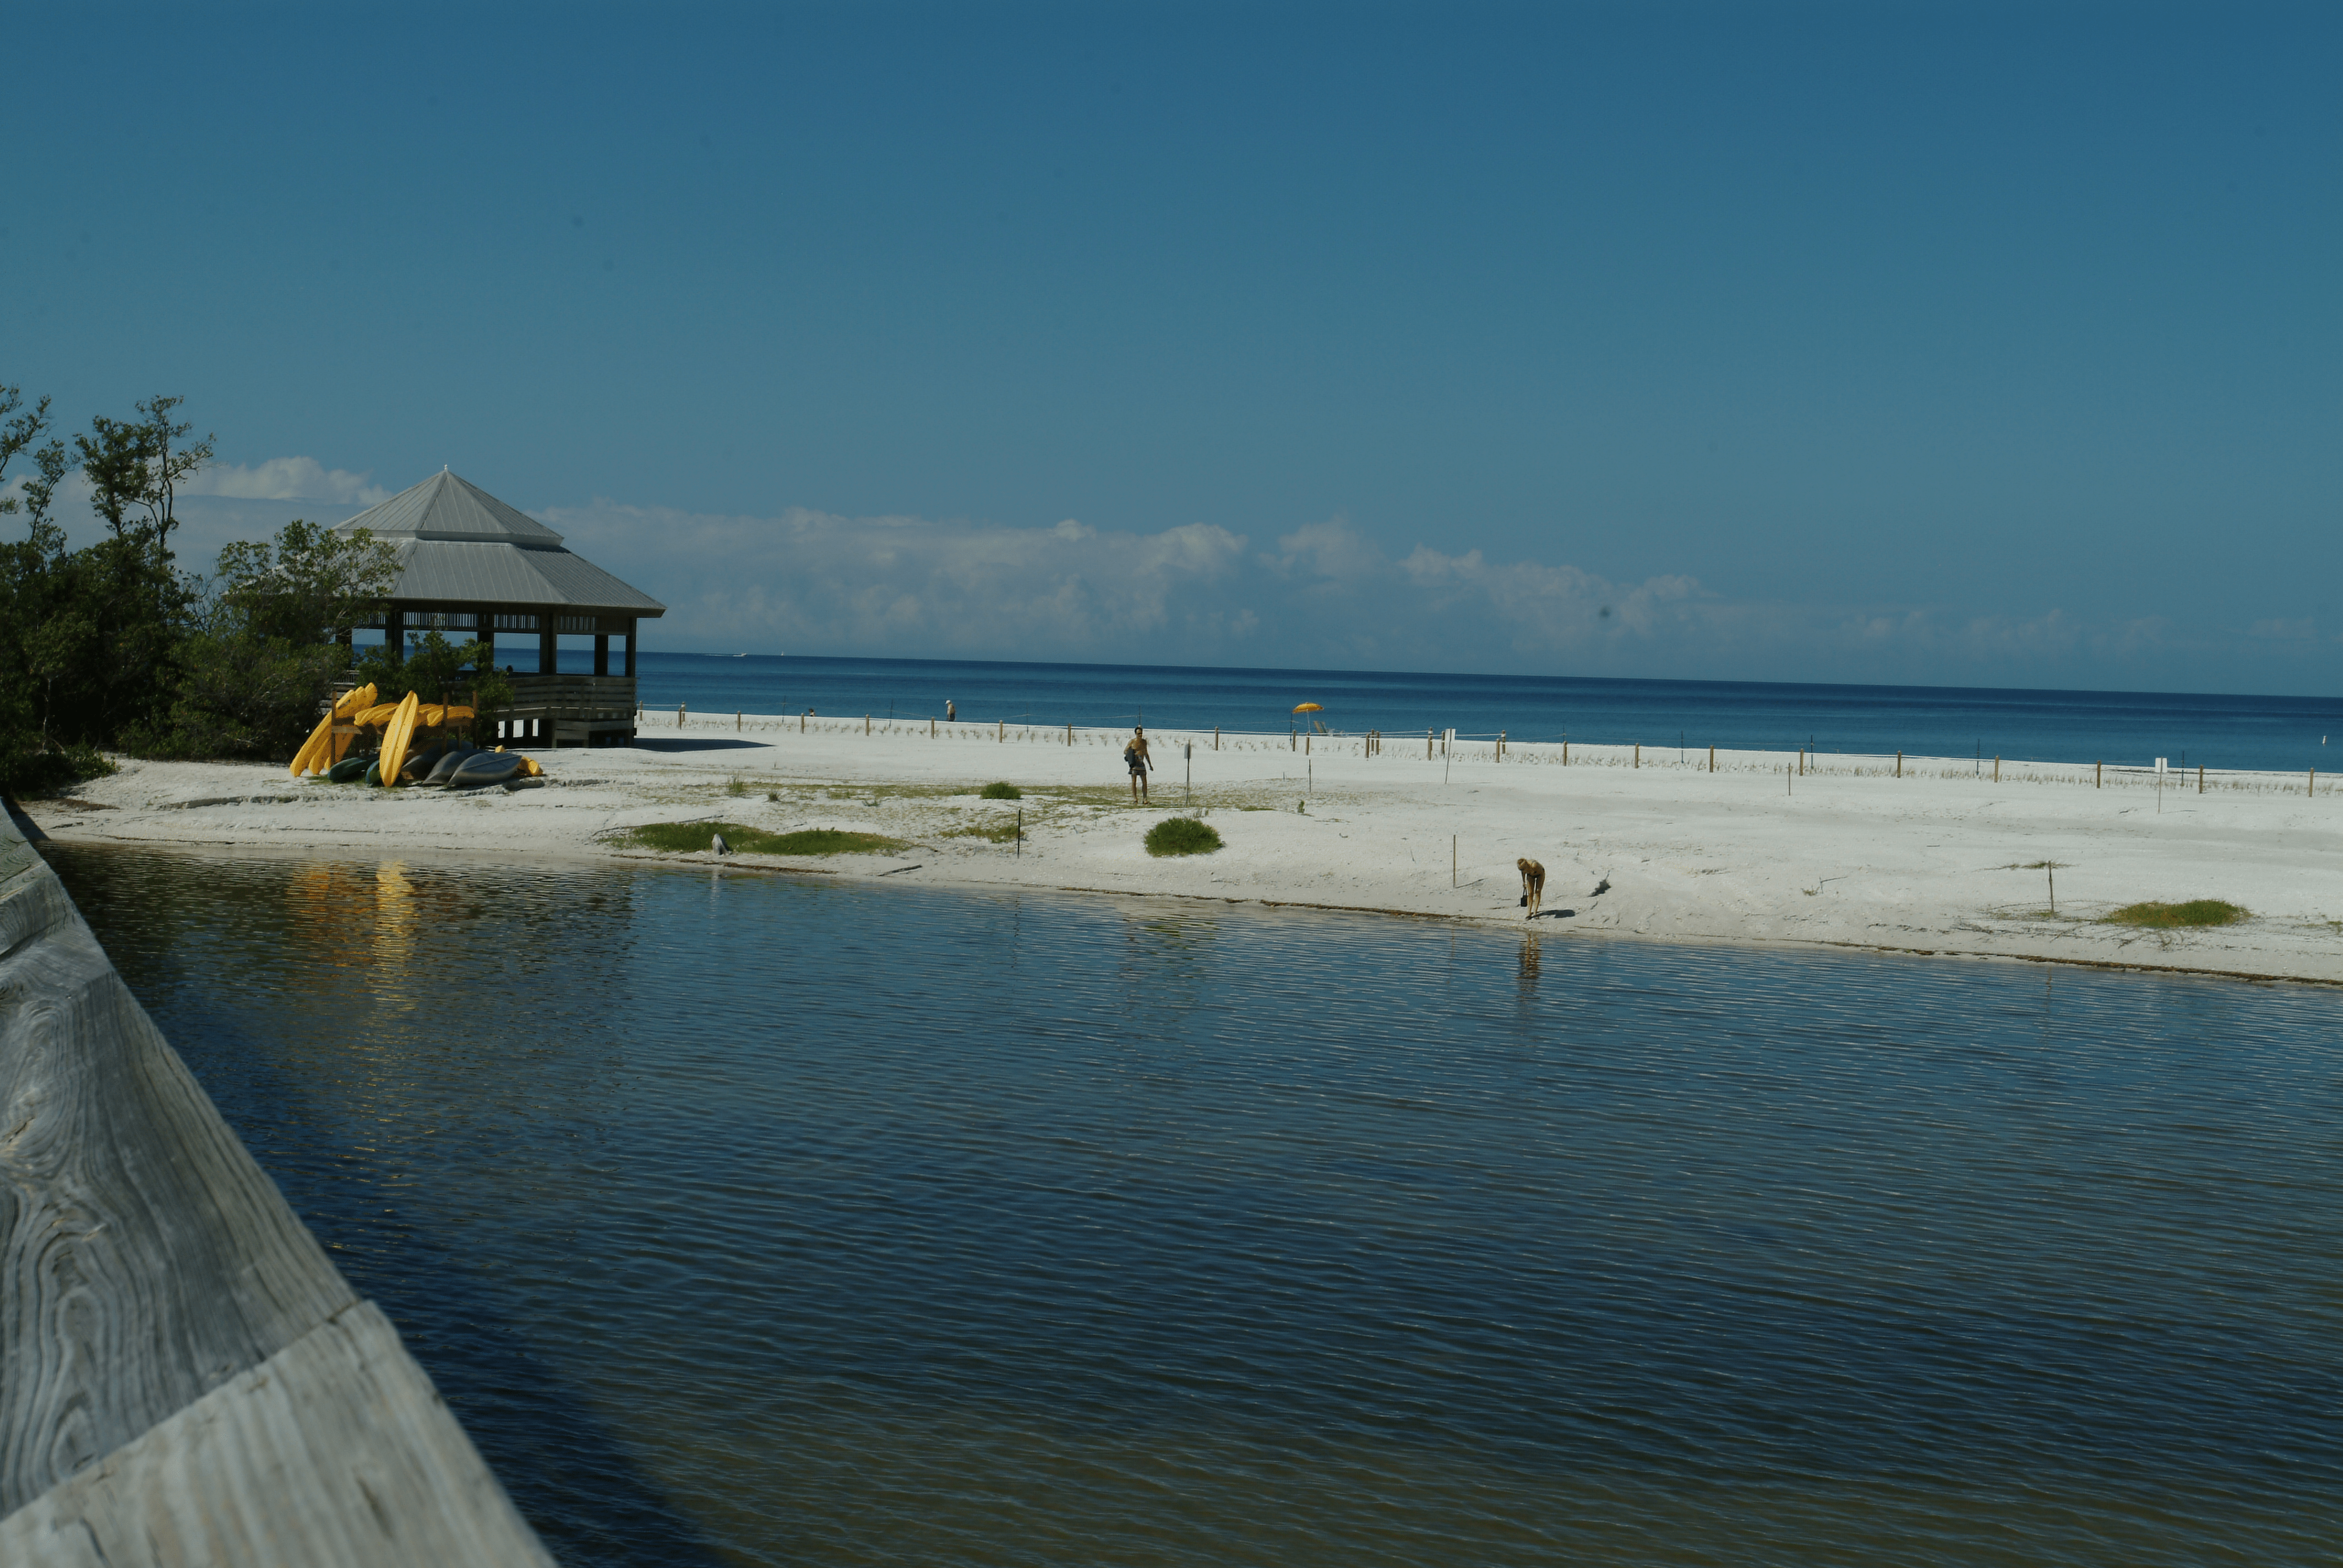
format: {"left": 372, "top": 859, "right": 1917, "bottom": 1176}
{"left": 4, "top": 2, "right": 2336, "bottom": 692}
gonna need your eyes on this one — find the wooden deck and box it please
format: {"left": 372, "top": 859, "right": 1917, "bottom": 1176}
{"left": 500, "top": 673, "right": 638, "bottom": 748}
{"left": 0, "top": 807, "right": 554, "bottom": 1564}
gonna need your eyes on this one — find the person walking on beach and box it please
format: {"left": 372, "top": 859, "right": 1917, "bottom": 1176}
{"left": 1125, "top": 726, "right": 1153, "bottom": 801}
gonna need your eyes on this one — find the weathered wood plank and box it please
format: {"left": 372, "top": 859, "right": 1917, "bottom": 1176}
{"left": 0, "top": 1300, "right": 554, "bottom": 1567}
{"left": 0, "top": 812, "right": 553, "bottom": 1561}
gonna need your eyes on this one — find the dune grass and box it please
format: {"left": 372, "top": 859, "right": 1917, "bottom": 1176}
{"left": 2101, "top": 899, "right": 2248, "bottom": 929}
{"left": 618, "top": 821, "right": 912, "bottom": 856}
{"left": 1145, "top": 817, "right": 1223, "bottom": 856}
{"left": 978, "top": 781, "right": 1023, "bottom": 799}
{"left": 947, "top": 819, "right": 1023, "bottom": 843}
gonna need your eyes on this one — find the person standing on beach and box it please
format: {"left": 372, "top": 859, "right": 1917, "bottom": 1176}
{"left": 946, "top": 699, "right": 956, "bottom": 722}
{"left": 1125, "top": 726, "right": 1153, "bottom": 801}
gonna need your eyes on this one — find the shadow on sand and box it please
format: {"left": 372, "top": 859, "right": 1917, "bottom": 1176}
{"left": 628, "top": 737, "right": 772, "bottom": 754}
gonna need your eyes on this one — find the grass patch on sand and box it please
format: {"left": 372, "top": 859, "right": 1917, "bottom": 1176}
{"left": 978, "top": 781, "right": 1023, "bottom": 799}
{"left": 1145, "top": 817, "right": 1223, "bottom": 857}
{"left": 947, "top": 819, "right": 1024, "bottom": 843}
{"left": 618, "top": 821, "right": 913, "bottom": 857}
{"left": 2101, "top": 899, "right": 2248, "bottom": 929}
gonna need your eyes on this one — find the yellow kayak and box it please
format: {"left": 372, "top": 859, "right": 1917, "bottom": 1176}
{"left": 289, "top": 683, "right": 383, "bottom": 775}
{"left": 378, "top": 692, "right": 422, "bottom": 787}
{"left": 289, "top": 712, "right": 336, "bottom": 776}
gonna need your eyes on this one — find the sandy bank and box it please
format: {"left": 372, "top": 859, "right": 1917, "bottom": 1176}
{"left": 21, "top": 713, "right": 2343, "bottom": 985}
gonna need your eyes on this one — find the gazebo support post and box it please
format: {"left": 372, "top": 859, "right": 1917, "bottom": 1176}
{"left": 538, "top": 617, "right": 557, "bottom": 678}
{"left": 624, "top": 620, "right": 636, "bottom": 678}
{"left": 593, "top": 633, "right": 609, "bottom": 677}
{"left": 384, "top": 609, "right": 405, "bottom": 665}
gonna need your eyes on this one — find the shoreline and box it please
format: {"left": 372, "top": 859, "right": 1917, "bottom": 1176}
{"left": 19, "top": 712, "right": 2342, "bottom": 986}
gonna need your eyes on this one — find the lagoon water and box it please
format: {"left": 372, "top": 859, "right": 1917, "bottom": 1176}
{"left": 47, "top": 843, "right": 2343, "bottom": 1566}
{"left": 621, "top": 651, "right": 2343, "bottom": 774}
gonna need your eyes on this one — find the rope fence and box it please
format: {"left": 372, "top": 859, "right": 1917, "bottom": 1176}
{"left": 639, "top": 705, "right": 2338, "bottom": 797}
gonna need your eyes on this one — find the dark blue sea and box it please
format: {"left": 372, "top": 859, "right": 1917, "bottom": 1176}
{"left": 48, "top": 843, "right": 2343, "bottom": 1567}
{"left": 622, "top": 651, "right": 2343, "bottom": 774}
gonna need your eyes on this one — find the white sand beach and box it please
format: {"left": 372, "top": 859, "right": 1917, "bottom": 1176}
{"left": 21, "top": 714, "right": 2342, "bottom": 985}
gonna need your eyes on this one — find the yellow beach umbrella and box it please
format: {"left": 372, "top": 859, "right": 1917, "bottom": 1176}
{"left": 1293, "top": 702, "right": 1324, "bottom": 714}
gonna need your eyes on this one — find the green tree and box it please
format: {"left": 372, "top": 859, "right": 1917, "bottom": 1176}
{"left": 0, "top": 386, "right": 120, "bottom": 792}
{"left": 74, "top": 394, "right": 214, "bottom": 552}
{"left": 355, "top": 628, "right": 513, "bottom": 741}
{"left": 140, "top": 522, "right": 400, "bottom": 760}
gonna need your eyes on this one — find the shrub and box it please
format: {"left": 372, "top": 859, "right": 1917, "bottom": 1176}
{"left": 2101, "top": 900, "right": 2247, "bottom": 929}
{"left": 979, "top": 781, "right": 1022, "bottom": 799}
{"left": 0, "top": 741, "right": 116, "bottom": 799}
{"left": 1145, "top": 816, "right": 1222, "bottom": 857}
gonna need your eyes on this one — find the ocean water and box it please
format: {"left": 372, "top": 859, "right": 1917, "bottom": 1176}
{"left": 48, "top": 844, "right": 2343, "bottom": 1567}
{"left": 625, "top": 651, "right": 2343, "bottom": 774}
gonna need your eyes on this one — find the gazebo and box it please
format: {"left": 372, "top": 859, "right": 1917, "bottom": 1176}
{"left": 333, "top": 470, "right": 665, "bottom": 746}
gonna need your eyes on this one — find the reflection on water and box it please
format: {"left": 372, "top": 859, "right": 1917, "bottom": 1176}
{"left": 45, "top": 844, "right": 2343, "bottom": 1568}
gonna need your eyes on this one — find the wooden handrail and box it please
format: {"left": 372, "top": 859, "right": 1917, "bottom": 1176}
{"left": 0, "top": 807, "right": 553, "bottom": 1562}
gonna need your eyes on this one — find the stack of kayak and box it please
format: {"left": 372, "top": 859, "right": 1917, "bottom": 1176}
{"left": 290, "top": 684, "right": 541, "bottom": 788}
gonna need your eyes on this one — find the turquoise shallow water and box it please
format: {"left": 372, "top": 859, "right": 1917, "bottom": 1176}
{"left": 45, "top": 844, "right": 2343, "bottom": 1567}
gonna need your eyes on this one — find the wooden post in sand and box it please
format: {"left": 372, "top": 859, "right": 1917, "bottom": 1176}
{"left": 2198, "top": 764, "right": 2204, "bottom": 793}
{"left": 678, "top": 703, "right": 686, "bottom": 727}
{"left": 1066, "top": 723, "right": 1072, "bottom": 747}
{"left": 1427, "top": 728, "right": 1434, "bottom": 759}
{"left": 998, "top": 720, "right": 1004, "bottom": 743}
{"left": 1993, "top": 755, "right": 1999, "bottom": 782}
{"left": 1709, "top": 744, "right": 1715, "bottom": 773}
{"left": 1634, "top": 743, "right": 1639, "bottom": 769}
{"left": 1895, "top": 750, "right": 1902, "bottom": 778}
{"left": 865, "top": 715, "right": 871, "bottom": 736}
{"left": 736, "top": 711, "right": 741, "bottom": 731}
{"left": 2095, "top": 761, "right": 2102, "bottom": 788}
{"left": 1214, "top": 726, "right": 1220, "bottom": 750}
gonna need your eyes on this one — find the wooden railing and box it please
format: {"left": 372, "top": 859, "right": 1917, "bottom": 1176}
{"left": 502, "top": 674, "right": 637, "bottom": 746}
{"left": 0, "top": 807, "right": 554, "bottom": 1562}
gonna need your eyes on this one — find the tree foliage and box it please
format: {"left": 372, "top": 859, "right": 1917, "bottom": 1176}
{"left": 0, "top": 381, "right": 531, "bottom": 785}
{"left": 1, "top": 385, "right": 374, "bottom": 785}
{"left": 355, "top": 628, "right": 514, "bottom": 742}
{"left": 135, "top": 521, "right": 400, "bottom": 761}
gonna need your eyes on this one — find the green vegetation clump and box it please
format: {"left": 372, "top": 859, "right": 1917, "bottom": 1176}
{"left": 948, "top": 820, "right": 1023, "bottom": 843}
{"left": 1145, "top": 816, "right": 1223, "bottom": 857}
{"left": 2101, "top": 900, "right": 2248, "bottom": 929}
{"left": 618, "top": 821, "right": 912, "bottom": 857}
{"left": 978, "top": 781, "right": 1023, "bottom": 799}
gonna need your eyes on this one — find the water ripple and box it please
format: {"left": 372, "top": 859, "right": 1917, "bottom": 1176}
{"left": 46, "top": 846, "right": 2343, "bottom": 1567}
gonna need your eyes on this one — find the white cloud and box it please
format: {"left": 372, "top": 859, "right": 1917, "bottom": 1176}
{"left": 184, "top": 457, "right": 388, "bottom": 505}
{"left": 539, "top": 501, "right": 1250, "bottom": 656}
{"left": 340, "top": 492, "right": 2277, "bottom": 687}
